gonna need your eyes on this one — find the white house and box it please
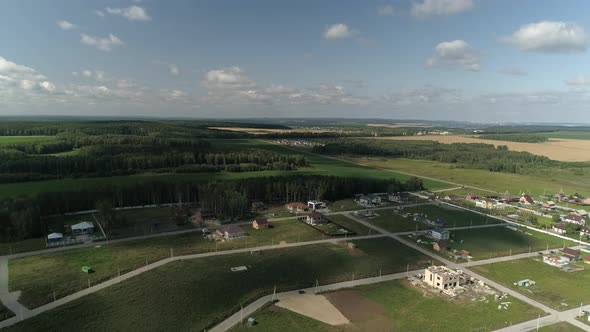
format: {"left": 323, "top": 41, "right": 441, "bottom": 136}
{"left": 430, "top": 227, "right": 449, "bottom": 240}
{"left": 71, "top": 222, "right": 95, "bottom": 236}
{"left": 47, "top": 232, "right": 63, "bottom": 244}
{"left": 307, "top": 200, "right": 324, "bottom": 210}
{"left": 306, "top": 211, "right": 327, "bottom": 225}
{"left": 564, "top": 213, "right": 586, "bottom": 225}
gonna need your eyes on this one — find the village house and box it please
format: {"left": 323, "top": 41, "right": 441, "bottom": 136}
{"left": 519, "top": 194, "right": 535, "bottom": 205}
{"left": 542, "top": 201, "right": 557, "bottom": 211}
{"left": 252, "top": 218, "right": 270, "bottom": 230}
{"left": 465, "top": 194, "right": 478, "bottom": 201}
{"left": 564, "top": 212, "right": 586, "bottom": 225}
{"left": 423, "top": 266, "right": 463, "bottom": 291}
{"left": 71, "top": 222, "right": 94, "bottom": 236}
{"left": 307, "top": 200, "right": 324, "bottom": 210}
{"left": 500, "top": 194, "right": 520, "bottom": 203}
{"left": 552, "top": 223, "right": 568, "bottom": 235}
{"left": 286, "top": 202, "right": 308, "bottom": 213}
{"left": 306, "top": 211, "right": 328, "bottom": 225}
{"left": 475, "top": 198, "right": 496, "bottom": 210}
{"left": 388, "top": 193, "right": 403, "bottom": 203}
{"left": 430, "top": 227, "right": 449, "bottom": 240}
{"left": 433, "top": 240, "right": 448, "bottom": 253}
{"left": 216, "top": 225, "right": 247, "bottom": 239}
{"left": 561, "top": 247, "right": 581, "bottom": 261}
{"left": 554, "top": 192, "right": 568, "bottom": 202}
{"left": 359, "top": 194, "right": 382, "bottom": 206}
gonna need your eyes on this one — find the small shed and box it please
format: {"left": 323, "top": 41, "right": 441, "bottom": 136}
{"left": 47, "top": 232, "right": 63, "bottom": 244}
{"left": 252, "top": 218, "right": 270, "bottom": 230}
{"left": 71, "top": 222, "right": 95, "bottom": 236}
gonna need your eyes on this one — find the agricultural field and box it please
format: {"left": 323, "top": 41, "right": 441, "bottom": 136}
{"left": 537, "top": 131, "right": 590, "bottom": 141}
{"left": 376, "top": 135, "right": 590, "bottom": 162}
{"left": 444, "top": 227, "right": 572, "bottom": 260}
{"left": 8, "top": 218, "right": 327, "bottom": 308}
{"left": 231, "top": 279, "right": 544, "bottom": 332}
{"left": 473, "top": 258, "right": 590, "bottom": 310}
{"left": 346, "top": 157, "right": 590, "bottom": 198}
{"left": 5, "top": 238, "right": 433, "bottom": 331}
{"left": 0, "top": 136, "right": 55, "bottom": 144}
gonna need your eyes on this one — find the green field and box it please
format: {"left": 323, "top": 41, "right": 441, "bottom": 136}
{"left": 231, "top": 279, "right": 544, "bottom": 332}
{"left": 328, "top": 199, "right": 361, "bottom": 212}
{"left": 0, "top": 237, "right": 47, "bottom": 256}
{"left": 326, "top": 214, "right": 373, "bottom": 236}
{"left": 538, "top": 131, "right": 590, "bottom": 141}
{"left": 346, "top": 157, "right": 590, "bottom": 198}
{"left": 361, "top": 208, "right": 432, "bottom": 233}
{"left": 473, "top": 258, "right": 590, "bottom": 310}
{"left": 0, "top": 136, "right": 56, "bottom": 144}
{"left": 5, "top": 238, "right": 432, "bottom": 331}
{"left": 536, "top": 322, "right": 585, "bottom": 332}
{"left": 9, "top": 218, "right": 328, "bottom": 308}
{"left": 0, "top": 139, "right": 452, "bottom": 200}
{"left": 446, "top": 227, "right": 572, "bottom": 260}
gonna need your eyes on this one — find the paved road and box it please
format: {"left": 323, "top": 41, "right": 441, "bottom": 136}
{"left": 0, "top": 233, "right": 386, "bottom": 329}
{"left": 209, "top": 269, "right": 423, "bottom": 332}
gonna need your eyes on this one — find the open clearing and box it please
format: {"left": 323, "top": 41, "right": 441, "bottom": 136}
{"left": 231, "top": 279, "right": 544, "bottom": 332}
{"left": 276, "top": 294, "right": 349, "bottom": 326}
{"left": 473, "top": 257, "right": 590, "bottom": 310}
{"left": 9, "top": 218, "right": 325, "bottom": 309}
{"left": 377, "top": 135, "right": 590, "bottom": 162}
{"left": 536, "top": 322, "right": 585, "bottom": 332}
{"left": 0, "top": 136, "right": 55, "bottom": 144}
{"left": 345, "top": 157, "right": 590, "bottom": 198}
{"left": 4, "top": 238, "right": 432, "bottom": 331}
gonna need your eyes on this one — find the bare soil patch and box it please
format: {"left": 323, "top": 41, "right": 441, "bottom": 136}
{"left": 378, "top": 135, "right": 590, "bottom": 162}
{"left": 276, "top": 294, "right": 349, "bottom": 326}
{"left": 326, "top": 290, "right": 394, "bottom": 332}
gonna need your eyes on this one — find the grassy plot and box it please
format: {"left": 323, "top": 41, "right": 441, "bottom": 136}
{"left": 536, "top": 322, "right": 585, "bottom": 332}
{"left": 328, "top": 199, "right": 361, "bottom": 212}
{"left": 346, "top": 157, "right": 590, "bottom": 198}
{"left": 5, "top": 238, "right": 433, "bottom": 332}
{"left": 0, "top": 238, "right": 47, "bottom": 256}
{"left": 231, "top": 279, "right": 544, "bottom": 332}
{"left": 473, "top": 258, "right": 590, "bottom": 310}
{"left": 9, "top": 218, "right": 324, "bottom": 309}
{"left": 446, "top": 227, "right": 572, "bottom": 260}
{"left": 0, "top": 136, "right": 55, "bottom": 144}
{"left": 326, "top": 214, "right": 373, "bottom": 236}
{"left": 360, "top": 208, "right": 431, "bottom": 233}
{"left": 405, "top": 203, "right": 500, "bottom": 227}
{"left": 538, "top": 131, "right": 590, "bottom": 141}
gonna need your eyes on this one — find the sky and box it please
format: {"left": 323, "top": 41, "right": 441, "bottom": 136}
{"left": 2, "top": 0, "right": 590, "bottom": 123}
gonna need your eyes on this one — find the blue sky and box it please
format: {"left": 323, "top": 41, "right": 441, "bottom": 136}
{"left": 2, "top": 0, "right": 590, "bottom": 122}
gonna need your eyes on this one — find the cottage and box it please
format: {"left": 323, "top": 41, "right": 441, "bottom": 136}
{"left": 465, "top": 194, "right": 478, "bottom": 201}
{"left": 47, "top": 232, "right": 63, "bottom": 244}
{"left": 306, "top": 211, "right": 327, "bottom": 225}
{"left": 423, "top": 266, "right": 463, "bottom": 290}
{"left": 430, "top": 227, "right": 449, "bottom": 240}
{"left": 444, "top": 194, "right": 459, "bottom": 201}
{"left": 71, "top": 222, "right": 94, "bottom": 236}
{"left": 552, "top": 223, "right": 568, "bottom": 235}
{"left": 554, "top": 192, "right": 568, "bottom": 202}
{"left": 216, "top": 225, "right": 247, "bottom": 239}
{"left": 501, "top": 194, "right": 520, "bottom": 203}
{"left": 561, "top": 247, "right": 581, "bottom": 261}
{"left": 307, "top": 200, "right": 324, "bottom": 210}
{"left": 475, "top": 198, "right": 495, "bottom": 209}
{"left": 433, "top": 240, "right": 448, "bottom": 252}
{"left": 286, "top": 202, "right": 308, "bottom": 213}
{"left": 543, "top": 201, "right": 557, "bottom": 211}
{"left": 359, "top": 194, "right": 382, "bottom": 206}
{"left": 519, "top": 195, "right": 535, "bottom": 205}
{"left": 252, "top": 218, "right": 270, "bottom": 230}
{"left": 564, "top": 213, "right": 586, "bottom": 225}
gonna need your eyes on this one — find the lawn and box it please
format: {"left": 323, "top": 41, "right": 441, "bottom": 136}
{"left": 404, "top": 203, "right": 501, "bottom": 228}
{"left": 328, "top": 199, "right": 361, "bottom": 212}
{"left": 108, "top": 207, "right": 194, "bottom": 239}
{"left": 326, "top": 214, "right": 373, "bottom": 236}
{"left": 473, "top": 257, "right": 590, "bottom": 310}
{"left": 0, "top": 238, "right": 47, "bottom": 256}
{"left": 5, "top": 238, "right": 433, "bottom": 331}
{"left": 231, "top": 279, "right": 544, "bottom": 332}
{"left": 537, "top": 322, "right": 585, "bottom": 332}
{"left": 9, "top": 218, "right": 326, "bottom": 309}
{"left": 447, "top": 227, "right": 573, "bottom": 260}
{"left": 346, "top": 157, "right": 590, "bottom": 198}
{"left": 361, "top": 208, "right": 432, "bottom": 233}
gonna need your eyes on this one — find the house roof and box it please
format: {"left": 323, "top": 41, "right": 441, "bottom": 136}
{"left": 288, "top": 202, "right": 307, "bottom": 209}
{"left": 432, "top": 227, "right": 447, "bottom": 234}
{"left": 566, "top": 213, "right": 584, "bottom": 222}
{"left": 47, "top": 232, "right": 63, "bottom": 239}
{"left": 254, "top": 218, "right": 269, "bottom": 225}
{"left": 562, "top": 247, "right": 580, "bottom": 257}
{"left": 521, "top": 195, "right": 534, "bottom": 202}
{"left": 218, "top": 225, "right": 245, "bottom": 235}
{"left": 71, "top": 221, "right": 94, "bottom": 230}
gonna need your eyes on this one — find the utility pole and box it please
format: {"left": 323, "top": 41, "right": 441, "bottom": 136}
{"left": 536, "top": 314, "right": 540, "bottom": 331}
{"left": 272, "top": 285, "right": 276, "bottom": 302}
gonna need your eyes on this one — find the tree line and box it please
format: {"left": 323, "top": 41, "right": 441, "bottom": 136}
{"left": 0, "top": 175, "right": 424, "bottom": 241}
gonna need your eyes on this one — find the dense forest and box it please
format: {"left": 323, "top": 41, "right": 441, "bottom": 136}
{"left": 312, "top": 139, "right": 558, "bottom": 174}
{"left": 0, "top": 175, "right": 423, "bottom": 241}
{"left": 477, "top": 134, "right": 549, "bottom": 143}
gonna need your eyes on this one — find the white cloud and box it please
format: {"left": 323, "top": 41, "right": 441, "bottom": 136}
{"left": 95, "top": 10, "right": 105, "bottom": 17}
{"left": 202, "top": 66, "right": 256, "bottom": 91}
{"left": 39, "top": 81, "right": 56, "bottom": 93}
{"left": 377, "top": 5, "right": 394, "bottom": 16}
{"left": 80, "top": 33, "right": 124, "bottom": 51}
{"left": 169, "top": 64, "right": 179, "bottom": 76}
{"left": 426, "top": 40, "right": 480, "bottom": 71}
{"left": 565, "top": 75, "right": 590, "bottom": 86}
{"left": 412, "top": 0, "right": 474, "bottom": 18}
{"left": 0, "top": 56, "right": 56, "bottom": 95}
{"left": 501, "top": 21, "right": 588, "bottom": 53}
{"left": 323, "top": 23, "right": 357, "bottom": 40}
{"left": 105, "top": 6, "right": 151, "bottom": 22}
{"left": 57, "top": 20, "right": 77, "bottom": 30}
